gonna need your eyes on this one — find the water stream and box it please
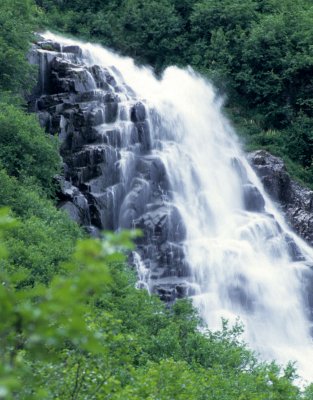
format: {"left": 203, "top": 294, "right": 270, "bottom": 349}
{"left": 40, "top": 32, "right": 313, "bottom": 381}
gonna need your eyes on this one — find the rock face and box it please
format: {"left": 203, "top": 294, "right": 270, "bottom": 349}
{"left": 28, "top": 37, "right": 189, "bottom": 300}
{"left": 248, "top": 150, "right": 313, "bottom": 246}
{"left": 28, "top": 37, "right": 313, "bottom": 306}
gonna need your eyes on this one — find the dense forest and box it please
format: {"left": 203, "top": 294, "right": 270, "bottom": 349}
{"left": 1, "top": 0, "right": 313, "bottom": 398}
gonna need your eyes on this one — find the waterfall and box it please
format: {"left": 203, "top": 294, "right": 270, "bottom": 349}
{"left": 37, "top": 32, "right": 313, "bottom": 381}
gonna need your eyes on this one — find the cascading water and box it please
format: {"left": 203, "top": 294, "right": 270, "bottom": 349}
{"left": 33, "top": 32, "right": 313, "bottom": 381}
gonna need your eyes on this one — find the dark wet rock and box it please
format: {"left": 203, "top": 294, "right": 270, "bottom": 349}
{"left": 154, "top": 285, "right": 176, "bottom": 302}
{"left": 135, "top": 121, "right": 152, "bottom": 152}
{"left": 284, "top": 234, "right": 305, "bottom": 262}
{"left": 87, "top": 107, "right": 105, "bottom": 127}
{"left": 175, "top": 283, "right": 189, "bottom": 299}
{"left": 87, "top": 185, "right": 124, "bottom": 230}
{"left": 84, "top": 225, "right": 101, "bottom": 237}
{"left": 248, "top": 150, "right": 313, "bottom": 246}
{"left": 55, "top": 176, "right": 79, "bottom": 201}
{"left": 131, "top": 102, "right": 146, "bottom": 123}
{"left": 247, "top": 150, "right": 291, "bottom": 203}
{"left": 60, "top": 201, "right": 81, "bottom": 224}
{"left": 243, "top": 183, "right": 265, "bottom": 212}
{"left": 301, "top": 267, "right": 313, "bottom": 322}
{"left": 37, "top": 111, "right": 51, "bottom": 131}
{"left": 119, "top": 178, "right": 151, "bottom": 229}
{"left": 158, "top": 243, "right": 188, "bottom": 277}
{"left": 105, "top": 128, "right": 122, "bottom": 148}
{"left": 28, "top": 48, "right": 61, "bottom": 95}
{"left": 74, "top": 90, "right": 106, "bottom": 103}
{"left": 62, "top": 45, "right": 82, "bottom": 56}
{"left": 105, "top": 101, "right": 119, "bottom": 123}
{"left": 36, "top": 40, "right": 62, "bottom": 52}
{"left": 153, "top": 281, "right": 193, "bottom": 302}
{"left": 135, "top": 205, "right": 186, "bottom": 245}
{"left": 51, "top": 60, "right": 97, "bottom": 94}
{"left": 55, "top": 176, "right": 91, "bottom": 225}
{"left": 89, "top": 65, "right": 117, "bottom": 88}
{"left": 36, "top": 93, "right": 70, "bottom": 111}
{"left": 136, "top": 156, "right": 170, "bottom": 192}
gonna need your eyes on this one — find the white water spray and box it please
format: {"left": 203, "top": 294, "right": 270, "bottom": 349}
{"left": 42, "top": 32, "right": 313, "bottom": 381}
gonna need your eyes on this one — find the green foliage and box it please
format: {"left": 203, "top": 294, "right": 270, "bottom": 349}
{"left": 230, "top": 107, "right": 313, "bottom": 186}
{"left": 0, "top": 2, "right": 77, "bottom": 287}
{"left": 0, "top": 210, "right": 309, "bottom": 398}
{"left": 0, "top": 98, "right": 81, "bottom": 286}
{"left": 0, "top": 168, "right": 82, "bottom": 285}
{"left": 0, "top": 101, "right": 60, "bottom": 191}
{"left": 0, "top": 211, "right": 115, "bottom": 398}
{"left": 238, "top": 3, "right": 313, "bottom": 127}
{"left": 0, "top": 208, "right": 18, "bottom": 259}
{"left": 0, "top": 0, "right": 38, "bottom": 94}
{"left": 284, "top": 114, "right": 313, "bottom": 169}
{"left": 116, "top": 359, "right": 302, "bottom": 400}
{"left": 37, "top": 0, "right": 186, "bottom": 69}
{"left": 105, "top": 0, "right": 184, "bottom": 69}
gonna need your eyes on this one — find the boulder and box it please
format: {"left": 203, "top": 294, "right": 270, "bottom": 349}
{"left": 134, "top": 205, "right": 186, "bottom": 244}
{"left": 131, "top": 102, "right": 146, "bottom": 123}
{"left": 243, "top": 183, "right": 265, "bottom": 212}
{"left": 248, "top": 150, "right": 313, "bottom": 246}
{"left": 247, "top": 150, "right": 291, "bottom": 203}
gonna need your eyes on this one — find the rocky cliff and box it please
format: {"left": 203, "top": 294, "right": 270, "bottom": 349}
{"left": 28, "top": 36, "right": 188, "bottom": 301}
{"left": 248, "top": 150, "right": 313, "bottom": 247}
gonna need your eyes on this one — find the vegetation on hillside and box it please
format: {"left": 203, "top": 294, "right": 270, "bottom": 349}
{"left": 1, "top": 209, "right": 313, "bottom": 399}
{"left": 1, "top": 0, "right": 313, "bottom": 398}
{"left": 0, "top": 0, "right": 82, "bottom": 293}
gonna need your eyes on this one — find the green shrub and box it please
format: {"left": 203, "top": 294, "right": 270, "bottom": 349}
{"left": 0, "top": 169, "right": 82, "bottom": 284}
{"left": 0, "top": 102, "right": 60, "bottom": 192}
{"left": 0, "top": 0, "right": 37, "bottom": 93}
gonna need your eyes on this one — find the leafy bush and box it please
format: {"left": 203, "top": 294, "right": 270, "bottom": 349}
{"left": 0, "top": 169, "right": 82, "bottom": 285}
{"left": 0, "top": 209, "right": 309, "bottom": 399}
{"left": 0, "top": 0, "right": 37, "bottom": 93}
{"left": 0, "top": 102, "right": 60, "bottom": 191}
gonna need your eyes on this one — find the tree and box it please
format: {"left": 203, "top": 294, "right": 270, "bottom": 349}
{"left": 0, "top": 0, "right": 37, "bottom": 93}
{"left": 0, "top": 101, "right": 59, "bottom": 191}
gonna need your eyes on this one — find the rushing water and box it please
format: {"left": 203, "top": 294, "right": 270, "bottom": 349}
{"left": 42, "top": 32, "right": 313, "bottom": 381}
